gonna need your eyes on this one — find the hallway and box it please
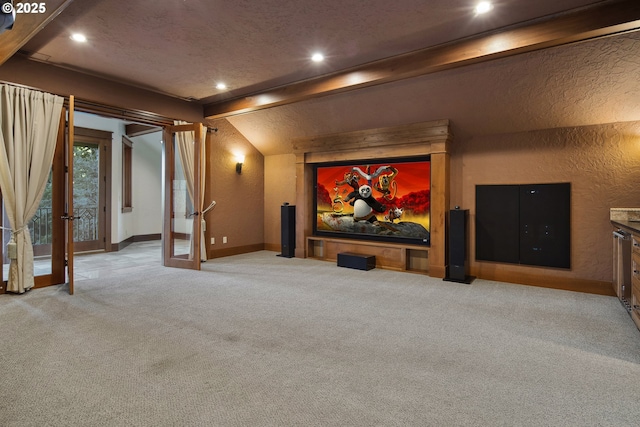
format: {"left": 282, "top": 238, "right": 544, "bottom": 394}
{"left": 73, "top": 241, "right": 163, "bottom": 282}
{"left": 4, "top": 241, "right": 163, "bottom": 284}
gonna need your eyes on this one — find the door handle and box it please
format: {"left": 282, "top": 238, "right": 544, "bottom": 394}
{"left": 61, "top": 214, "right": 82, "bottom": 221}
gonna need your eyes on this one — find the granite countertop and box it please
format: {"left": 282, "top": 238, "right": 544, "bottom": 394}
{"left": 612, "top": 220, "right": 640, "bottom": 234}
{"left": 610, "top": 208, "right": 640, "bottom": 233}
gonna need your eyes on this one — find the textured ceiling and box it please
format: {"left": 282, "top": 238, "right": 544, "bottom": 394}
{"left": 12, "top": 0, "right": 640, "bottom": 156}
{"left": 221, "top": 31, "right": 640, "bottom": 153}
{"left": 20, "top": 0, "right": 601, "bottom": 103}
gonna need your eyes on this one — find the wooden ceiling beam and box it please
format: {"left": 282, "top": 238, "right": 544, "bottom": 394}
{"left": 204, "top": 0, "right": 640, "bottom": 120}
{"left": 125, "top": 123, "right": 162, "bottom": 137}
{"left": 0, "top": 0, "right": 75, "bottom": 66}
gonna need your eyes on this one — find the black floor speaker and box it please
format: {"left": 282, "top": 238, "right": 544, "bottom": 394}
{"left": 278, "top": 203, "right": 296, "bottom": 258}
{"left": 444, "top": 208, "right": 475, "bottom": 284}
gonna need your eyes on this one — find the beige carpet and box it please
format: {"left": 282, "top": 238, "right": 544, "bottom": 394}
{"left": 1, "top": 248, "right": 639, "bottom": 426}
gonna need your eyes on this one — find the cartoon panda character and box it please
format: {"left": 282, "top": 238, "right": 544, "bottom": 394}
{"left": 353, "top": 184, "right": 386, "bottom": 222}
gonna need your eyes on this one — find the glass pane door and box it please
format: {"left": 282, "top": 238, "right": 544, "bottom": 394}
{"left": 162, "top": 123, "right": 204, "bottom": 270}
{"left": 72, "top": 142, "right": 103, "bottom": 252}
{"left": 171, "top": 138, "right": 192, "bottom": 259}
{"left": 29, "top": 171, "right": 53, "bottom": 275}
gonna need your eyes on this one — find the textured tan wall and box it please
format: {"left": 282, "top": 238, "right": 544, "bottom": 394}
{"left": 264, "top": 121, "right": 640, "bottom": 290}
{"left": 226, "top": 32, "right": 640, "bottom": 156}
{"left": 204, "top": 119, "right": 264, "bottom": 256}
{"left": 452, "top": 121, "right": 640, "bottom": 286}
{"left": 264, "top": 154, "right": 297, "bottom": 250}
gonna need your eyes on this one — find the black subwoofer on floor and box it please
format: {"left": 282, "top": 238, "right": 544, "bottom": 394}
{"left": 278, "top": 203, "right": 296, "bottom": 258}
{"left": 444, "top": 208, "right": 475, "bottom": 284}
{"left": 337, "top": 253, "right": 376, "bottom": 271}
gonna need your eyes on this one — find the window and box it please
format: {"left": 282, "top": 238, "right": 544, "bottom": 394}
{"left": 122, "top": 136, "right": 133, "bottom": 212}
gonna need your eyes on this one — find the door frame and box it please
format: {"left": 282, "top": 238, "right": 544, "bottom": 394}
{"left": 71, "top": 127, "right": 112, "bottom": 253}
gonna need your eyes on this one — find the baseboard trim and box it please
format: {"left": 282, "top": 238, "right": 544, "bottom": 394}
{"left": 471, "top": 266, "right": 615, "bottom": 296}
{"left": 207, "top": 243, "right": 266, "bottom": 259}
{"left": 112, "top": 233, "right": 161, "bottom": 252}
{"left": 133, "top": 233, "right": 162, "bottom": 242}
{"left": 264, "top": 243, "right": 280, "bottom": 252}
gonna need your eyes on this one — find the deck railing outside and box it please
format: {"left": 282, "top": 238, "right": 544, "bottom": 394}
{"left": 29, "top": 206, "right": 98, "bottom": 244}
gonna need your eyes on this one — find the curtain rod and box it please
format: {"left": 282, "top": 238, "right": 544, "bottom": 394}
{"left": 0, "top": 80, "right": 54, "bottom": 92}
{"left": 1, "top": 80, "right": 175, "bottom": 127}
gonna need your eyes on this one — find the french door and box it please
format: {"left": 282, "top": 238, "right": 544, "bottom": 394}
{"left": 0, "top": 104, "right": 67, "bottom": 293}
{"left": 64, "top": 97, "right": 76, "bottom": 294}
{"left": 162, "top": 123, "right": 205, "bottom": 270}
{"left": 71, "top": 130, "right": 110, "bottom": 253}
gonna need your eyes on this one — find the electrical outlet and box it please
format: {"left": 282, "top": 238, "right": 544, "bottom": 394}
{"left": 211, "top": 237, "right": 215, "bottom": 245}
{"left": 223, "top": 236, "right": 227, "bottom": 244}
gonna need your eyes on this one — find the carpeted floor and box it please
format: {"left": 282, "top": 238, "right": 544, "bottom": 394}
{"left": 1, "top": 245, "right": 639, "bottom": 426}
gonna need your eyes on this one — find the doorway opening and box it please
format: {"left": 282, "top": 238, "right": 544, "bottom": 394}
{"left": 12, "top": 127, "right": 112, "bottom": 274}
{"left": 71, "top": 127, "right": 111, "bottom": 253}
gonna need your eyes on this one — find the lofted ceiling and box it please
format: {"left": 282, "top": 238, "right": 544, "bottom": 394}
{"left": 3, "top": 0, "right": 640, "bottom": 155}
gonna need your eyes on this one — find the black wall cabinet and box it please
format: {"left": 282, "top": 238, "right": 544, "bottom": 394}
{"left": 476, "top": 183, "right": 570, "bottom": 269}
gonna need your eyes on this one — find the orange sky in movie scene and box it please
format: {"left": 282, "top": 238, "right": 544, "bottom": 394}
{"left": 316, "top": 161, "right": 430, "bottom": 202}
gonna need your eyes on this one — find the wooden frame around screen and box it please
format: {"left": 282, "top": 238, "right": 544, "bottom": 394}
{"left": 293, "top": 120, "right": 451, "bottom": 278}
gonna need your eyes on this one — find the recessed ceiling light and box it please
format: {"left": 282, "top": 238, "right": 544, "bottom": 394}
{"left": 311, "top": 53, "right": 324, "bottom": 63}
{"left": 475, "top": 1, "right": 493, "bottom": 15}
{"left": 216, "top": 83, "right": 227, "bottom": 90}
{"left": 70, "top": 33, "right": 87, "bottom": 42}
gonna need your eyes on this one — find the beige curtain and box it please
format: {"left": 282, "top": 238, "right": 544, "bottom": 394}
{"left": 174, "top": 121, "right": 206, "bottom": 261}
{"left": 0, "top": 85, "right": 63, "bottom": 293}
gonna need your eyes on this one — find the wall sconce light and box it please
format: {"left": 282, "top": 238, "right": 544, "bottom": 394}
{"left": 235, "top": 154, "right": 245, "bottom": 174}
